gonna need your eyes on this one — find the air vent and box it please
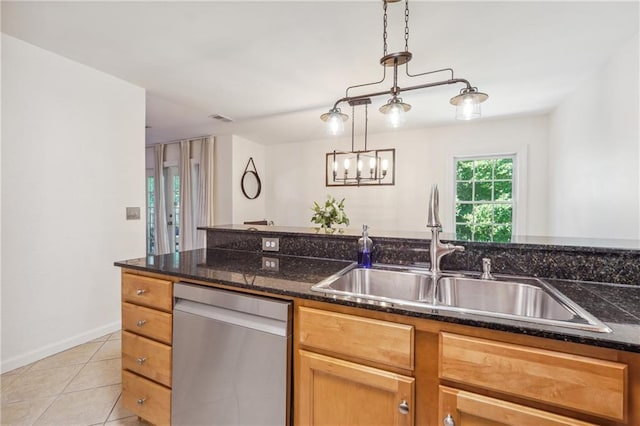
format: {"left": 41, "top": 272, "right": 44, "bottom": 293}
{"left": 208, "top": 114, "right": 234, "bottom": 123}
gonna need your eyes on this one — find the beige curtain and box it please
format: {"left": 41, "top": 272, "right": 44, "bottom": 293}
{"left": 153, "top": 144, "right": 170, "bottom": 254}
{"left": 196, "top": 136, "right": 215, "bottom": 248}
{"left": 178, "top": 140, "right": 194, "bottom": 250}
{"left": 178, "top": 136, "right": 215, "bottom": 251}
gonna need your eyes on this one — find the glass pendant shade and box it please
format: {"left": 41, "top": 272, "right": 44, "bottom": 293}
{"left": 379, "top": 98, "right": 411, "bottom": 128}
{"left": 320, "top": 108, "right": 349, "bottom": 136}
{"left": 456, "top": 95, "right": 481, "bottom": 120}
{"left": 450, "top": 89, "right": 488, "bottom": 121}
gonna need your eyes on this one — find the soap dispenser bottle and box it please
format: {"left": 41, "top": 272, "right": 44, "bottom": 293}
{"left": 357, "top": 224, "right": 373, "bottom": 268}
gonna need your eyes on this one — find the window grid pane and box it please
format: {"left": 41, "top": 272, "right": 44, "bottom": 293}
{"left": 454, "top": 156, "right": 515, "bottom": 243}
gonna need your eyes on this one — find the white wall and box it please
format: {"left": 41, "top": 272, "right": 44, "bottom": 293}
{"left": 231, "top": 136, "right": 266, "bottom": 224}
{"left": 214, "top": 135, "right": 233, "bottom": 225}
{"left": 1, "top": 35, "right": 146, "bottom": 372}
{"left": 213, "top": 135, "right": 266, "bottom": 225}
{"left": 548, "top": 33, "right": 639, "bottom": 240}
{"left": 265, "top": 115, "right": 549, "bottom": 235}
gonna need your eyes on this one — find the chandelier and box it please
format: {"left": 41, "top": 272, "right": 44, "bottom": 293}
{"left": 320, "top": 0, "right": 489, "bottom": 135}
{"left": 325, "top": 98, "right": 395, "bottom": 187}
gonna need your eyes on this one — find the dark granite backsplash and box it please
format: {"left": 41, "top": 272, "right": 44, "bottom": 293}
{"left": 205, "top": 226, "right": 640, "bottom": 285}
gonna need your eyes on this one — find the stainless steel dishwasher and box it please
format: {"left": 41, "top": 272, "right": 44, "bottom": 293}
{"left": 172, "top": 282, "right": 292, "bottom": 426}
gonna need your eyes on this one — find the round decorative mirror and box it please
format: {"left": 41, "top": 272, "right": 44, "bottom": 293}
{"left": 241, "top": 158, "right": 262, "bottom": 199}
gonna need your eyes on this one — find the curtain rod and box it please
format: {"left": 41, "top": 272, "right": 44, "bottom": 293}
{"left": 145, "top": 135, "right": 213, "bottom": 148}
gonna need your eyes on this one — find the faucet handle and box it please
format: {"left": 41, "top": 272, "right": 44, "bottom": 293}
{"left": 480, "top": 258, "right": 495, "bottom": 280}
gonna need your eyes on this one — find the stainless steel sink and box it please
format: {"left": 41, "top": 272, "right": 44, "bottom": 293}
{"left": 315, "top": 267, "right": 436, "bottom": 304}
{"left": 311, "top": 265, "right": 612, "bottom": 333}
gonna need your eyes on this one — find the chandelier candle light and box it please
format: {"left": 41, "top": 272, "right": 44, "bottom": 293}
{"left": 320, "top": 0, "right": 489, "bottom": 135}
{"left": 326, "top": 97, "right": 396, "bottom": 187}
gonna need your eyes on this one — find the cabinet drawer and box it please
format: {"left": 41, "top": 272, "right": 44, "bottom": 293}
{"left": 122, "top": 273, "right": 172, "bottom": 312}
{"left": 439, "top": 386, "right": 598, "bottom": 426}
{"left": 122, "top": 331, "right": 172, "bottom": 387}
{"left": 439, "top": 333, "right": 627, "bottom": 422}
{"left": 122, "top": 370, "right": 170, "bottom": 425}
{"left": 298, "top": 307, "right": 414, "bottom": 370}
{"left": 122, "top": 302, "right": 172, "bottom": 345}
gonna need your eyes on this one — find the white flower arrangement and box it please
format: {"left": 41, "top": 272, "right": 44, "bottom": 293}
{"left": 311, "top": 195, "right": 349, "bottom": 229}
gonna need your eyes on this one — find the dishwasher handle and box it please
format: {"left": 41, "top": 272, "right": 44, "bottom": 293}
{"left": 174, "top": 298, "right": 289, "bottom": 337}
{"left": 174, "top": 282, "right": 291, "bottom": 322}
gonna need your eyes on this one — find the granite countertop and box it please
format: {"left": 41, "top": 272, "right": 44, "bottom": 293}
{"left": 115, "top": 248, "right": 640, "bottom": 353}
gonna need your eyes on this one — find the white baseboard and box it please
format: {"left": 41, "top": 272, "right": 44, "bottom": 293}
{"left": 1, "top": 321, "right": 122, "bottom": 374}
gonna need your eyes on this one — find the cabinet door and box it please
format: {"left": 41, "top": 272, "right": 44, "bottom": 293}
{"left": 298, "top": 350, "right": 414, "bottom": 426}
{"left": 438, "top": 386, "right": 597, "bottom": 426}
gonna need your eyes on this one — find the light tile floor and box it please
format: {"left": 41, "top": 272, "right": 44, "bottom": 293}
{"left": 1, "top": 331, "right": 149, "bottom": 426}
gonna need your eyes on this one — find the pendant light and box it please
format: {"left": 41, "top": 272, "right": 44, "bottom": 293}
{"left": 450, "top": 87, "right": 489, "bottom": 120}
{"left": 321, "top": 0, "right": 489, "bottom": 135}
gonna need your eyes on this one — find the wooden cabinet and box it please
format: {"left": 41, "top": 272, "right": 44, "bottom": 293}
{"left": 296, "top": 306, "right": 416, "bottom": 425}
{"left": 298, "top": 350, "right": 414, "bottom": 426}
{"left": 122, "top": 370, "right": 172, "bottom": 426}
{"left": 115, "top": 269, "right": 639, "bottom": 426}
{"left": 439, "top": 386, "right": 598, "bottom": 426}
{"left": 122, "top": 331, "right": 172, "bottom": 387}
{"left": 121, "top": 271, "right": 174, "bottom": 425}
{"left": 439, "top": 332, "right": 629, "bottom": 425}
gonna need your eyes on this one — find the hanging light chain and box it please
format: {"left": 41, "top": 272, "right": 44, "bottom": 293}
{"left": 404, "top": 0, "right": 410, "bottom": 52}
{"left": 383, "top": 1, "right": 388, "bottom": 56}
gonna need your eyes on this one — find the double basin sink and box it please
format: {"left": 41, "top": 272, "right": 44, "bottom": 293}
{"left": 311, "top": 264, "right": 611, "bottom": 333}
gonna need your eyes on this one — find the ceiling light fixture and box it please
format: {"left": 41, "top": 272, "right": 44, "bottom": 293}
{"left": 320, "top": 0, "right": 488, "bottom": 134}
{"left": 325, "top": 98, "right": 395, "bottom": 187}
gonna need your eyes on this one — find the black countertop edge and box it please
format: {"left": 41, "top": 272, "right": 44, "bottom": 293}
{"left": 115, "top": 249, "right": 640, "bottom": 354}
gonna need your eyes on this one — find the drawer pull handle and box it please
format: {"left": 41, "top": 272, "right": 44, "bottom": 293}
{"left": 136, "top": 289, "right": 147, "bottom": 295}
{"left": 398, "top": 400, "right": 409, "bottom": 415}
{"left": 443, "top": 414, "right": 455, "bottom": 426}
{"left": 137, "top": 397, "right": 146, "bottom": 406}
{"left": 136, "top": 320, "right": 147, "bottom": 327}
{"left": 137, "top": 357, "right": 147, "bottom": 365}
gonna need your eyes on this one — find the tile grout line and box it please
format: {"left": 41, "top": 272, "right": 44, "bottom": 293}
{"left": 102, "top": 331, "right": 124, "bottom": 425}
{"left": 30, "top": 391, "right": 62, "bottom": 426}
{"left": 59, "top": 340, "right": 108, "bottom": 395}
{"left": 102, "top": 392, "right": 123, "bottom": 425}
{"left": 30, "top": 339, "right": 106, "bottom": 426}
{"left": 2, "top": 333, "right": 121, "bottom": 425}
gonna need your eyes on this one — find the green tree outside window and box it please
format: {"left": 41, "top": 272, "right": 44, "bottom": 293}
{"left": 455, "top": 157, "right": 514, "bottom": 242}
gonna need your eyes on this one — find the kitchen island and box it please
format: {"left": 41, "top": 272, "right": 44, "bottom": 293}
{"left": 116, "top": 248, "right": 640, "bottom": 352}
{"left": 116, "top": 245, "right": 640, "bottom": 425}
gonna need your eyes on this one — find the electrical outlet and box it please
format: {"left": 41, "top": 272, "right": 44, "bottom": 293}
{"left": 262, "top": 257, "right": 280, "bottom": 271}
{"left": 262, "top": 237, "right": 280, "bottom": 252}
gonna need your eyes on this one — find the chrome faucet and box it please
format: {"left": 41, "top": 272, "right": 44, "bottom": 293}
{"left": 427, "top": 185, "right": 465, "bottom": 275}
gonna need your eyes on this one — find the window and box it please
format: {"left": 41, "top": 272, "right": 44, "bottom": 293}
{"left": 171, "top": 171, "right": 180, "bottom": 253}
{"left": 454, "top": 156, "right": 515, "bottom": 242}
{"left": 146, "top": 166, "right": 180, "bottom": 254}
{"left": 162, "top": 166, "right": 180, "bottom": 253}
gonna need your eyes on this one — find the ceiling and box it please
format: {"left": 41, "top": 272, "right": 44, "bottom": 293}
{"left": 2, "top": 1, "right": 638, "bottom": 146}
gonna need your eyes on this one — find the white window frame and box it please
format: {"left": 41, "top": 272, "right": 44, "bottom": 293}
{"left": 452, "top": 153, "right": 519, "bottom": 241}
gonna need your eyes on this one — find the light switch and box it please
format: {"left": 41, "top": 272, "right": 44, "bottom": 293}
{"left": 126, "top": 207, "right": 141, "bottom": 220}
